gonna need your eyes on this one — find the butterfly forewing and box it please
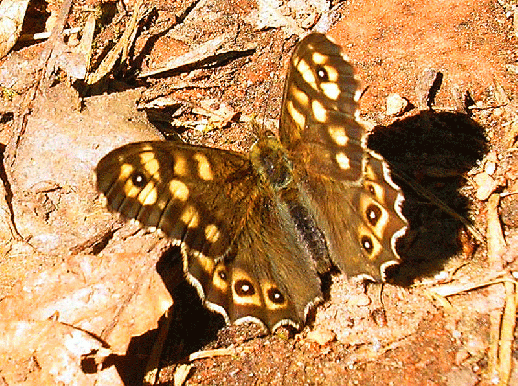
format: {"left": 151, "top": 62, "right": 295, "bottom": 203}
{"left": 95, "top": 140, "right": 323, "bottom": 330}
{"left": 280, "top": 33, "right": 364, "bottom": 182}
{"left": 96, "top": 141, "right": 254, "bottom": 259}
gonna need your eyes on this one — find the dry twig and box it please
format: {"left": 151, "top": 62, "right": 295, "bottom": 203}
{"left": 486, "top": 193, "right": 515, "bottom": 385}
{"left": 87, "top": 0, "right": 150, "bottom": 84}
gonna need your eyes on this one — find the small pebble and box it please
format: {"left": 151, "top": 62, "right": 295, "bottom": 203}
{"left": 347, "top": 293, "right": 371, "bottom": 307}
{"left": 484, "top": 161, "right": 496, "bottom": 175}
{"left": 415, "top": 68, "right": 441, "bottom": 109}
{"left": 473, "top": 172, "right": 498, "bottom": 201}
{"left": 386, "top": 93, "right": 408, "bottom": 116}
{"left": 306, "top": 328, "right": 336, "bottom": 345}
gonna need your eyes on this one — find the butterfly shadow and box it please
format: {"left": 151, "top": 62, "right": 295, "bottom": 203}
{"left": 368, "top": 110, "right": 488, "bottom": 285}
{"left": 156, "top": 246, "right": 228, "bottom": 350}
{"left": 101, "top": 246, "right": 227, "bottom": 385}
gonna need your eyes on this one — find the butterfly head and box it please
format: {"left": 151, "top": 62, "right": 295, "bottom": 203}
{"left": 250, "top": 133, "right": 293, "bottom": 190}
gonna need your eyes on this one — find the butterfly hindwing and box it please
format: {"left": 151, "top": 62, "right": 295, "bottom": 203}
{"left": 201, "top": 195, "right": 322, "bottom": 330}
{"left": 294, "top": 153, "right": 406, "bottom": 281}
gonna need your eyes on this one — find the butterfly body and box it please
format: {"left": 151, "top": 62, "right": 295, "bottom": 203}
{"left": 95, "top": 33, "right": 407, "bottom": 331}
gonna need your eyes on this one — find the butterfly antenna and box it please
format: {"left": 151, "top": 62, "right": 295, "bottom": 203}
{"left": 258, "top": 37, "right": 291, "bottom": 137}
{"left": 258, "top": 42, "right": 275, "bottom": 135}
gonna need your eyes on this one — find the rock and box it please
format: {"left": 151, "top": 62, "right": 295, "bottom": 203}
{"left": 9, "top": 83, "right": 163, "bottom": 254}
{"left": 445, "top": 367, "right": 478, "bottom": 386}
{"left": 386, "top": 93, "right": 408, "bottom": 116}
{"left": 473, "top": 172, "right": 498, "bottom": 201}
{"left": 306, "top": 328, "right": 336, "bottom": 345}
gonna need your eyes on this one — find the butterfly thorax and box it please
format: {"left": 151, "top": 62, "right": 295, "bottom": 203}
{"left": 249, "top": 134, "right": 293, "bottom": 190}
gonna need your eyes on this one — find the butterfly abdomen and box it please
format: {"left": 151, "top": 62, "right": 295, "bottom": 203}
{"left": 283, "top": 198, "right": 331, "bottom": 274}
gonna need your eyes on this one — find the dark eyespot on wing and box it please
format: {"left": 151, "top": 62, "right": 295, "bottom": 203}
{"left": 316, "top": 66, "right": 329, "bottom": 81}
{"left": 366, "top": 204, "right": 382, "bottom": 227}
{"left": 234, "top": 279, "right": 256, "bottom": 297}
{"left": 361, "top": 235, "right": 374, "bottom": 254}
{"left": 267, "top": 287, "right": 285, "bottom": 305}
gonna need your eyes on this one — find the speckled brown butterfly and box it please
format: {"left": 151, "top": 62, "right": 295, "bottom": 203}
{"left": 95, "top": 33, "right": 407, "bottom": 331}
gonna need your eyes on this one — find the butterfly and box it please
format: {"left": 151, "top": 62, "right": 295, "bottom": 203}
{"left": 95, "top": 33, "right": 407, "bottom": 332}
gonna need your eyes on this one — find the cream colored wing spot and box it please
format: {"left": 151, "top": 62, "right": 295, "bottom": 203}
{"left": 321, "top": 82, "right": 340, "bottom": 100}
{"left": 193, "top": 152, "right": 214, "bottom": 181}
{"left": 311, "top": 51, "right": 327, "bottom": 65}
{"left": 328, "top": 126, "right": 349, "bottom": 146}
{"left": 323, "top": 65, "right": 338, "bottom": 82}
{"left": 99, "top": 195, "right": 108, "bottom": 206}
{"left": 204, "top": 223, "right": 220, "bottom": 243}
{"left": 180, "top": 205, "right": 199, "bottom": 228}
{"left": 138, "top": 150, "right": 155, "bottom": 164}
{"left": 173, "top": 154, "right": 188, "bottom": 177}
{"left": 311, "top": 99, "right": 327, "bottom": 122}
{"left": 286, "top": 100, "right": 306, "bottom": 128}
{"left": 139, "top": 144, "right": 154, "bottom": 152}
{"left": 123, "top": 180, "right": 141, "bottom": 198}
{"left": 232, "top": 270, "right": 261, "bottom": 307}
{"left": 335, "top": 152, "right": 350, "bottom": 170}
{"left": 142, "top": 157, "right": 159, "bottom": 176}
{"left": 291, "top": 85, "right": 310, "bottom": 108}
{"left": 297, "top": 58, "right": 317, "bottom": 89}
{"left": 363, "top": 161, "right": 378, "bottom": 181}
{"left": 121, "top": 164, "right": 142, "bottom": 198}
{"left": 119, "top": 163, "right": 135, "bottom": 180}
{"left": 196, "top": 254, "right": 216, "bottom": 275}
{"left": 138, "top": 182, "right": 158, "bottom": 205}
{"left": 169, "top": 179, "right": 189, "bottom": 202}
